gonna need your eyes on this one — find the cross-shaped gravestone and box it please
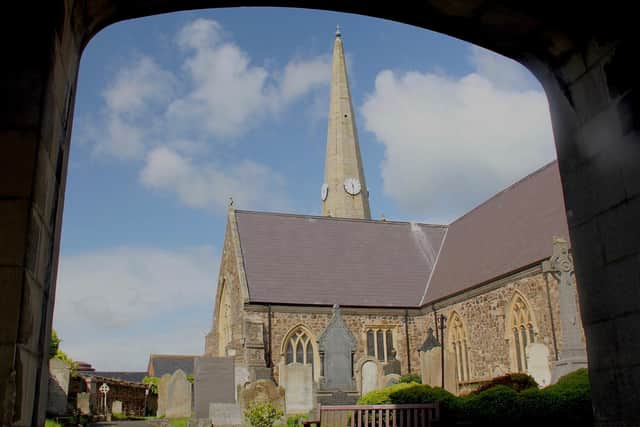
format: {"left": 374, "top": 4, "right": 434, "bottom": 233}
{"left": 99, "top": 383, "right": 110, "bottom": 415}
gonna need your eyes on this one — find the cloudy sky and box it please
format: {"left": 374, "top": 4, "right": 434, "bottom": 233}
{"left": 53, "top": 8, "right": 556, "bottom": 370}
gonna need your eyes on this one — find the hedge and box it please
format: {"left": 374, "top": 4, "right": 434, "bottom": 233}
{"left": 357, "top": 369, "right": 592, "bottom": 427}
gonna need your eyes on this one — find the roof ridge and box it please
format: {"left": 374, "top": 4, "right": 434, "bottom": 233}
{"left": 450, "top": 160, "right": 558, "bottom": 225}
{"left": 234, "top": 209, "right": 447, "bottom": 227}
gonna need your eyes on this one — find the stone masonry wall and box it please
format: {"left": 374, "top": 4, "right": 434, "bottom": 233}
{"left": 205, "top": 217, "right": 245, "bottom": 361}
{"left": 238, "top": 267, "right": 586, "bottom": 390}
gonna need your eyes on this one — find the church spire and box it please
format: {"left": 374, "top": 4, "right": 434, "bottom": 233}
{"left": 320, "top": 28, "right": 371, "bottom": 219}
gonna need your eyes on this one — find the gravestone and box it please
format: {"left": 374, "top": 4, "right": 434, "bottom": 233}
{"left": 111, "top": 400, "right": 122, "bottom": 415}
{"left": 157, "top": 373, "right": 171, "bottom": 417}
{"left": 419, "top": 329, "right": 457, "bottom": 394}
{"left": 526, "top": 343, "right": 552, "bottom": 387}
{"left": 76, "top": 392, "right": 90, "bottom": 415}
{"left": 209, "top": 403, "right": 243, "bottom": 427}
{"left": 319, "top": 305, "right": 356, "bottom": 391}
{"left": 238, "top": 379, "right": 286, "bottom": 415}
{"left": 194, "top": 356, "right": 235, "bottom": 419}
{"left": 279, "top": 363, "right": 313, "bottom": 414}
{"left": 361, "top": 361, "right": 379, "bottom": 395}
{"left": 165, "top": 369, "right": 192, "bottom": 418}
{"left": 47, "top": 358, "right": 70, "bottom": 415}
{"left": 382, "top": 374, "right": 400, "bottom": 388}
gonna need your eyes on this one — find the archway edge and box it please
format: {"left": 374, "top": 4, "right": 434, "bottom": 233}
{"left": 79, "top": 1, "right": 609, "bottom": 70}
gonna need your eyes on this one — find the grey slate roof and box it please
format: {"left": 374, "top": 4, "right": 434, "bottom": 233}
{"left": 235, "top": 211, "right": 447, "bottom": 307}
{"left": 87, "top": 371, "right": 147, "bottom": 383}
{"left": 424, "top": 161, "right": 569, "bottom": 303}
{"left": 148, "top": 354, "right": 196, "bottom": 377}
{"left": 234, "top": 161, "right": 569, "bottom": 308}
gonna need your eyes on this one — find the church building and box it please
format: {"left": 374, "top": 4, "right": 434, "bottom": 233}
{"left": 204, "top": 29, "right": 587, "bottom": 410}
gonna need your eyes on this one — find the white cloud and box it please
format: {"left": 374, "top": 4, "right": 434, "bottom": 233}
{"left": 140, "top": 146, "right": 290, "bottom": 212}
{"left": 361, "top": 48, "right": 555, "bottom": 222}
{"left": 167, "top": 19, "right": 330, "bottom": 139}
{"left": 469, "top": 46, "right": 538, "bottom": 91}
{"left": 53, "top": 246, "right": 217, "bottom": 369}
{"left": 82, "top": 18, "right": 330, "bottom": 210}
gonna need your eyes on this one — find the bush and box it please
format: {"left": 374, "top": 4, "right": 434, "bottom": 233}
{"left": 244, "top": 402, "right": 284, "bottom": 427}
{"left": 357, "top": 370, "right": 592, "bottom": 427}
{"left": 399, "top": 373, "right": 421, "bottom": 384}
{"left": 285, "top": 413, "right": 308, "bottom": 427}
{"left": 462, "top": 385, "right": 522, "bottom": 425}
{"left": 471, "top": 373, "right": 537, "bottom": 394}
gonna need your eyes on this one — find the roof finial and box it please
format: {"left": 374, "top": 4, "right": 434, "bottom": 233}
{"left": 229, "top": 196, "right": 234, "bottom": 207}
{"left": 336, "top": 25, "right": 341, "bottom": 38}
{"left": 381, "top": 213, "right": 386, "bottom": 222}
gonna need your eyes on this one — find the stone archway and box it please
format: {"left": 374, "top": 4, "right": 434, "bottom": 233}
{"left": 2, "top": 2, "right": 638, "bottom": 426}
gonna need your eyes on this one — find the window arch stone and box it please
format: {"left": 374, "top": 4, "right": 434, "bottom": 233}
{"left": 505, "top": 291, "right": 538, "bottom": 373}
{"left": 281, "top": 325, "right": 320, "bottom": 381}
{"left": 446, "top": 311, "right": 471, "bottom": 383}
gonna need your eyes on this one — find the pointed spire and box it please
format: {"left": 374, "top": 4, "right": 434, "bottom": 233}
{"left": 320, "top": 29, "right": 371, "bottom": 219}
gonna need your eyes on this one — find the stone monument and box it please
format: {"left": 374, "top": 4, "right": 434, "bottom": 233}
{"left": 526, "top": 343, "right": 552, "bottom": 387}
{"left": 165, "top": 369, "right": 192, "bottom": 419}
{"left": 279, "top": 363, "right": 313, "bottom": 414}
{"left": 542, "top": 238, "right": 588, "bottom": 382}
{"left": 418, "top": 328, "right": 457, "bottom": 393}
{"left": 157, "top": 373, "right": 171, "bottom": 417}
{"left": 319, "top": 305, "right": 357, "bottom": 392}
{"left": 47, "top": 358, "right": 71, "bottom": 415}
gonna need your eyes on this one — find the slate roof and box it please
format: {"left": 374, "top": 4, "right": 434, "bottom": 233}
{"left": 424, "top": 161, "right": 569, "bottom": 303}
{"left": 86, "top": 371, "right": 147, "bottom": 383}
{"left": 236, "top": 211, "right": 447, "bottom": 307}
{"left": 147, "top": 354, "right": 196, "bottom": 377}
{"left": 234, "top": 161, "right": 569, "bottom": 308}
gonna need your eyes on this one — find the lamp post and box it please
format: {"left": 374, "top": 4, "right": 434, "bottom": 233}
{"left": 439, "top": 314, "right": 447, "bottom": 389}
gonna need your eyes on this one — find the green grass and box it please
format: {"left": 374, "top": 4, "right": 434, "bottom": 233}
{"left": 45, "top": 420, "right": 63, "bottom": 427}
{"left": 168, "top": 417, "right": 190, "bottom": 427}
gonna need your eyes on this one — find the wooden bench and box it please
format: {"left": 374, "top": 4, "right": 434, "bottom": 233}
{"left": 302, "top": 403, "right": 440, "bottom": 427}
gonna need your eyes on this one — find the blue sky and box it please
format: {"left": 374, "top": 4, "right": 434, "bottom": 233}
{"left": 53, "top": 7, "right": 556, "bottom": 370}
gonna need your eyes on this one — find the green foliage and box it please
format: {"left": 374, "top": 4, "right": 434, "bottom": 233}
{"left": 168, "top": 417, "right": 190, "bottom": 427}
{"left": 49, "top": 330, "right": 61, "bottom": 359}
{"left": 399, "top": 373, "right": 421, "bottom": 384}
{"left": 471, "top": 372, "right": 538, "bottom": 394}
{"left": 45, "top": 420, "right": 62, "bottom": 427}
{"left": 111, "top": 412, "right": 128, "bottom": 420}
{"left": 244, "top": 402, "right": 284, "bottom": 427}
{"left": 284, "top": 413, "right": 308, "bottom": 427}
{"left": 358, "top": 370, "right": 592, "bottom": 427}
{"left": 143, "top": 376, "right": 159, "bottom": 394}
{"left": 187, "top": 373, "right": 195, "bottom": 383}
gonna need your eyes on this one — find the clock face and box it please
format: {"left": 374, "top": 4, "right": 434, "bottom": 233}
{"left": 344, "top": 177, "right": 361, "bottom": 195}
{"left": 321, "top": 183, "right": 329, "bottom": 201}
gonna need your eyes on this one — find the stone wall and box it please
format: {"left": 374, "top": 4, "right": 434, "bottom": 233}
{"left": 235, "top": 266, "right": 586, "bottom": 394}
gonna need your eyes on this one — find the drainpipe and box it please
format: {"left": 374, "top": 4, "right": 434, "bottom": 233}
{"left": 267, "top": 305, "right": 273, "bottom": 368}
{"left": 404, "top": 309, "right": 411, "bottom": 372}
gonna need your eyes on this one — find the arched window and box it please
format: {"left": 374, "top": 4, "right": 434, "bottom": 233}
{"left": 365, "top": 328, "right": 395, "bottom": 362}
{"left": 448, "top": 312, "right": 470, "bottom": 383}
{"left": 283, "top": 326, "right": 318, "bottom": 378}
{"left": 508, "top": 294, "right": 536, "bottom": 372}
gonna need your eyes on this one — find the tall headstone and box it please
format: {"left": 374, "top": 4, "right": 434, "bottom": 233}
{"left": 76, "top": 392, "right": 90, "bottom": 415}
{"left": 542, "top": 238, "right": 588, "bottom": 382}
{"left": 111, "top": 400, "right": 123, "bottom": 415}
{"left": 165, "top": 369, "right": 192, "bottom": 419}
{"left": 279, "top": 363, "right": 313, "bottom": 414}
{"left": 194, "top": 356, "right": 236, "bottom": 419}
{"left": 361, "top": 361, "right": 379, "bottom": 395}
{"left": 526, "top": 343, "right": 552, "bottom": 387}
{"left": 319, "top": 305, "right": 357, "bottom": 391}
{"left": 157, "top": 373, "right": 171, "bottom": 417}
{"left": 47, "top": 358, "right": 70, "bottom": 416}
{"left": 419, "top": 328, "right": 457, "bottom": 393}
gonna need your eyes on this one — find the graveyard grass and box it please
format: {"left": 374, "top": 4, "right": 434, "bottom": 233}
{"left": 45, "top": 420, "right": 62, "bottom": 427}
{"left": 168, "top": 417, "right": 190, "bottom": 427}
